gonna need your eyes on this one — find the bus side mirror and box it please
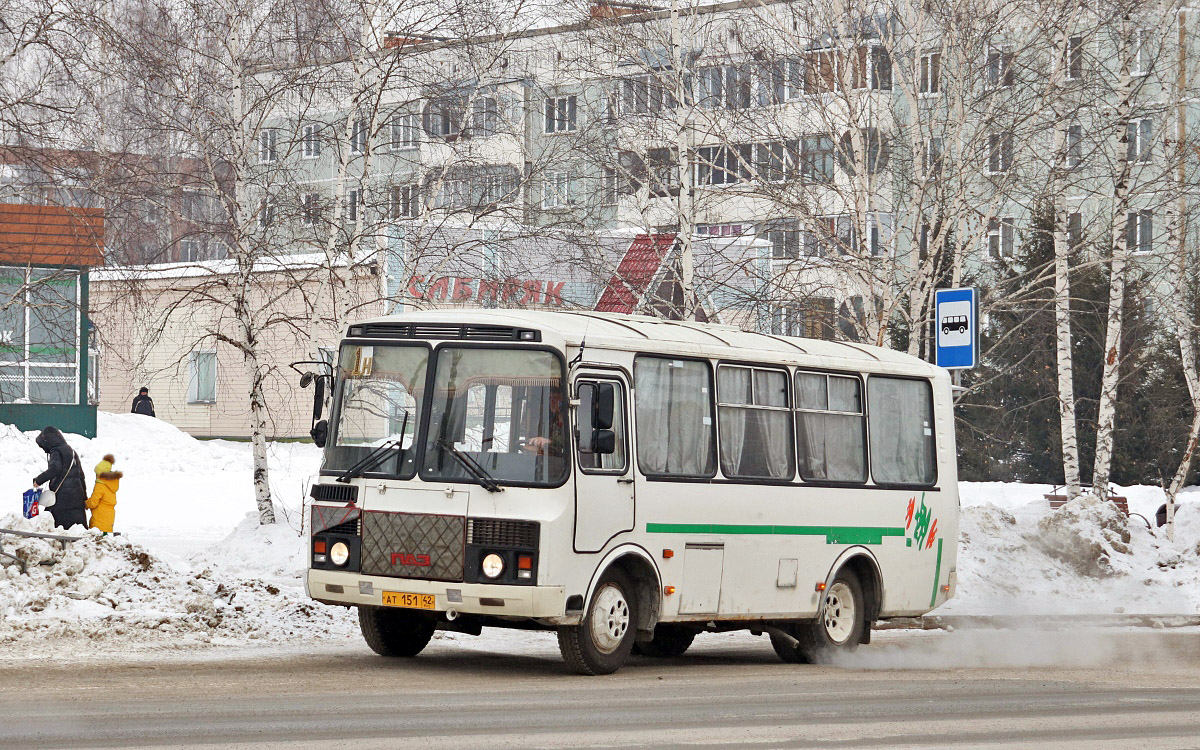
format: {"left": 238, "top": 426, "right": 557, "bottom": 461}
{"left": 312, "top": 376, "right": 325, "bottom": 422}
{"left": 311, "top": 419, "right": 328, "bottom": 448}
{"left": 593, "top": 382, "right": 615, "bottom": 430}
{"left": 577, "top": 382, "right": 616, "bottom": 455}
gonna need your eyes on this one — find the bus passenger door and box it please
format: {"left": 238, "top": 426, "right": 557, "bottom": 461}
{"left": 572, "top": 376, "right": 635, "bottom": 553}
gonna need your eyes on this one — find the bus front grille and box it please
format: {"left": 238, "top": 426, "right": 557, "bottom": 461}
{"left": 468, "top": 518, "right": 540, "bottom": 548}
{"left": 361, "top": 511, "right": 465, "bottom": 581}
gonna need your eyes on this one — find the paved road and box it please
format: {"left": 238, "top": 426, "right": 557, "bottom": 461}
{"left": 2, "top": 628, "right": 1199, "bottom": 749}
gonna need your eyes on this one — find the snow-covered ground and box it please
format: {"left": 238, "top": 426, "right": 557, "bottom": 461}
{"left": 0, "top": 413, "right": 1197, "bottom": 662}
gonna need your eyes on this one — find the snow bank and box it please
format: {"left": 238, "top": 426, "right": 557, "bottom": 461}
{"left": 0, "top": 512, "right": 355, "bottom": 655}
{"left": 941, "top": 483, "right": 1200, "bottom": 616}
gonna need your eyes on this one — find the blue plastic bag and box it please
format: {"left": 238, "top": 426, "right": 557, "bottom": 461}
{"left": 22, "top": 487, "right": 40, "bottom": 519}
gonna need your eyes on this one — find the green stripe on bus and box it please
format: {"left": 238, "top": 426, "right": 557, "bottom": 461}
{"left": 929, "top": 537, "right": 944, "bottom": 608}
{"left": 644, "top": 523, "right": 905, "bottom": 546}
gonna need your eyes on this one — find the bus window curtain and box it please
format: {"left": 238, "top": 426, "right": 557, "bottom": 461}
{"left": 636, "top": 357, "right": 713, "bottom": 476}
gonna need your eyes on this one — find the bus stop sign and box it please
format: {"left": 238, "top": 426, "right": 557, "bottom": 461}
{"left": 935, "top": 287, "right": 978, "bottom": 369}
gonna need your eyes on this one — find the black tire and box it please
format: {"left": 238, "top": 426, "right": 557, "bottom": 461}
{"left": 941, "top": 326, "right": 950, "bottom": 335}
{"left": 358, "top": 605, "right": 436, "bottom": 657}
{"left": 795, "top": 570, "right": 866, "bottom": 664}
{"left": 558, "top": 569, "right": 638, "bottom": 675}
{"left": 633, "top": 625, "right": 695, "bottom": 658}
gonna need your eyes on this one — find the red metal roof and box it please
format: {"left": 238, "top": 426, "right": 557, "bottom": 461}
{"left": 594, "top": 233, "right": 676, "bottom": 313}
{"left": 0, "top": 203, "right": 105, "bottom": 267}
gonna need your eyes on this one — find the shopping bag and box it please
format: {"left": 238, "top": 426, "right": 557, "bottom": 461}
{"left": 22, "top": 488, "right": 40, "bottom": 519}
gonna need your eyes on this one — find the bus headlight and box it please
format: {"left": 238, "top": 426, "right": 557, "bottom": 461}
{"left": 329, "top": 541, "right": 350, "bottom": 567}
{"left": 481, "top": 553, "right": 504, "bottom": 579}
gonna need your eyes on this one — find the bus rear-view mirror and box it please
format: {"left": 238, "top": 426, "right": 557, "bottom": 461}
{"left": 577, "top": 382, "right": 616, "bottom": 455}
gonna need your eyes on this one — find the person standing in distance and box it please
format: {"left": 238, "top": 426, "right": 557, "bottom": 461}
{"left": 131, "top": 386, "right": 155, "bottom": 417}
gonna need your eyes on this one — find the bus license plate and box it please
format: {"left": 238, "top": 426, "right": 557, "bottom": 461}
{"left": 381, "top": 591, "right": 435, "bottom": 610}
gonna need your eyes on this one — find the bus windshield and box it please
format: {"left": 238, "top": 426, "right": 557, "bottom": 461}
{"left": 421, "top": 347, "right": 567, "bottom": 487}
{"left": 326, "top": 343, "right": 429, "bottom": 478}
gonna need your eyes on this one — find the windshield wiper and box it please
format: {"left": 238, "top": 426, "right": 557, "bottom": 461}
{"left": 336, "top": 413, "right": 409, "bottom": 484}
{"left": 436, "top": 438, "right": 503, "bottom": 493}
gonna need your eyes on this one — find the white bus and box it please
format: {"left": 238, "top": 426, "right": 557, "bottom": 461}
{"left": 300, "top": 310, "right": 958, "bottom": 674}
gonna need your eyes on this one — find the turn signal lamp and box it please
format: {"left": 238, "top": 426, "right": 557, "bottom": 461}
{"left": 664, "top": 586, "right": 675, "bottom": 595}
{"left": 517, "top": 555, "right": 533, "bottom": 570}
{"left": 662, "top": 549, "right": 674, "bottom": 559}
{"left": 815, "top": 582, "right": 826, "bottom": 592}
{"left": 313, "top": 540, "right": 327, "bottom": 555}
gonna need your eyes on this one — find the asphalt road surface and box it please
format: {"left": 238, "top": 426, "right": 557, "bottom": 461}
{"left": 2, "top": 628, "right": 1199, "bottom": 749}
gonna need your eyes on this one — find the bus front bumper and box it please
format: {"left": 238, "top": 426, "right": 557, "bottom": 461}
{"left": 306, "top": 568, "right": 570, "bottom": 620}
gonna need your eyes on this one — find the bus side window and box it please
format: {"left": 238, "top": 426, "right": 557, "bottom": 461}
{"left": 866, "top": 376, "right": 936, "bottom": 485}
{"left": 794, "top": 371, "right": 867, "bottom": 483}
{"left": 576, "top": 380, "right": 627, "bottom": 473}
{"left": 633, "top": 356, "right": 716, "bottom": 477}
{"left": 716, "top": 365, "right": 794, "bottom": 480}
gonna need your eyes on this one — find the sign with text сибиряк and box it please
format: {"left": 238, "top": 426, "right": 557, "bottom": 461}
{"left": 934, "top": 287, "right": 978, "bottom": 369}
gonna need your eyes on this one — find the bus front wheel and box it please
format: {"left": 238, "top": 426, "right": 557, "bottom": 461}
{"left": 775, "top": 570, "right": 866, "bottom": 664}
{"left": 358, "top": 605, "right": 436, "bottom": 657}
{"left": 558, "top": 569, "right": 638, "bottom": 675}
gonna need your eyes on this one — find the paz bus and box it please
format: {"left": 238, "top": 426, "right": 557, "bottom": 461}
{"left": 298, "top": 310, "right": 958, "bottom": 675}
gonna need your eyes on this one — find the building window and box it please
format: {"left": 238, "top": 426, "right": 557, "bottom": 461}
{"left": 602, "top": 168, "right": 618, "bottom": 205}
{"left": 1127, "top": 118, "right": 1152, "bottom": 162}
{"left": 754, "top": 60, "right": 805, "bottom": 105}
{"left": 1067, "top": 211, "right": 1083, "bottom": 249}
{"left": 766, "top": 223, "right": 800, "bottom": 259}
{"left": 179, "top": 237, "right": 204, "bottom": 261}
{"left": 1132, "top": 28, "right": 1152, "bottom": 76}
{"left": 301, "top": 192, "right": 320, "bottom": 226}
{"left": 696, "top": 223, "right": 747, "bottom": 238}
{"left": 803, "top": 48, "right": 838, "bottom": 94}
{"left": 345, "top": 188, "right": 361, "bottom": 222}
{"left": 869, "top": 45, "right": 893, "bottom": 90}
{"left": 389, "top": 185, "right": 420, "bottom": 219}
{"left": 717, "top": 365, "right": 794, "bottom": 480}
{"left": 1067, "top": 124, "right": 1083, "bottom": 168}
{"left": 699, "top": 65, "right": 751, "bottom": 109}
{"left": 770, "top": 300, "right": 834, "bottom": 338}
{"left": 472, "top": 97, "right": 499, "bottom": 137}
{"left": 697, "top": 145, "right": 751, "bottom": 186}
{"left": 619, "top": 73, "right": 679, "bottom": 115}
{"left": 919, "top": 52, "right": 941, "bottom": 94}
{"left": 187, "top": 350, "right": 217, "bottom": 404}
{"left": 0, "top": 267, "right": 81, "bottom": 405}
{"left": 1065, "top": 35, "right": 1084, "bottom": 80}
{"left": 258, "top": 197, "right": 275, "bottom": 228}
{"left": 986, "top": 46, "right": 1014, "bottom": 87}
{"left": 988, "top": 131, "right": 1013, "bottom": 173}
{"left": 754, "top": 141, "right": 793, "bottom": 183}
{"left": 1126, "top": 210, "right": 1153, "bottom": 253}
{"left": 924, "top": 137, "right": 943, "bottom": 176}
{"left": 350, "top": 118, "right": 368, "bottom": 154}
{"left": 258, "top": 129, "right": 277, "bottom": 163}
{"left": 800, "top": 134, "right": 835, "bottom": 182}
{"left": 389, "top": 114, "right": 419, "bottom": 149}
{"left": 425, "top": 99, "right": 463, "bottom": 139}
{"left": 301, "top": 125, "right": 321, "bottom": 158}
{"left": 544, "top": 95, "right": 577, "bottom": 133}
{"left": 542, "top": 170, "right": 570, "bottom": 208}
{"left": 867, "top": 213, "right": 894, "bottom": 257}
{"left": 988, "top": 217, "right": 1015, "bottom": 258}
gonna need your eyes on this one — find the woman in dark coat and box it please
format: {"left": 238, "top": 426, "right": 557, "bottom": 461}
{"left": 33, "top": 426, "right": 88, "bottom": 529}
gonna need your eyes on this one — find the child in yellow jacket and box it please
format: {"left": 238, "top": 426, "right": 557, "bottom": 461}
{"left": 85, "top": 454, "right": 122, "bottom": 533}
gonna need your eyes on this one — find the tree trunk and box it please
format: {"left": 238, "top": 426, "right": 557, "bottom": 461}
{"left": 247, "top": 345, "right": 276, "bottom": 525}
{"left": 1053, "top": 215, "right": 1082, "bottom": 499}
{"left": 1090, "top": 40, "right": 1136, "bottom": 501}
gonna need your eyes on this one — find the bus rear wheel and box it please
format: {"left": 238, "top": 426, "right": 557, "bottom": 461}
{"left": 633, "top": 625, "right": 695, "bottom": 658}
{"left": 558, "top": 569, "right": 638, "bottom": 675}
{"left": 774, "top": 570, "right": 866, "bottom": 664}
{"left": 358, "top": 605, "right": 436, "bottom": 657}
